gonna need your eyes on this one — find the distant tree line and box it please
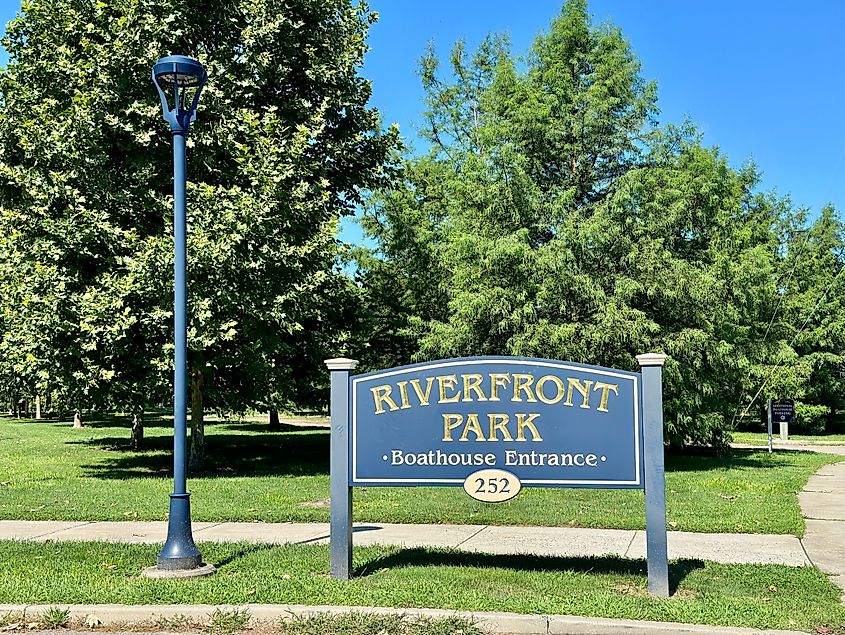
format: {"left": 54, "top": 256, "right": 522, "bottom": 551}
{"left": 1, "top": 0, "right": 842, "bottom": 459}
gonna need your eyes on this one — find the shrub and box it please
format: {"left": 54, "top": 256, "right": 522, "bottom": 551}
{"left": 795, "top": 402, "right": 829, "bottom": 434}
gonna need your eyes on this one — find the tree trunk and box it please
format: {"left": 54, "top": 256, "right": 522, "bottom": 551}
{"left": 269, "top": 409, "right": 281, "bottom": 430}
{"left": 130, "top": 411, "right": 144, "bottom": 450}
{"left": 188, "top": 366, "right": 205, "bottom": 472}
{"left": 72, "top": 410, "right": 83, "bottom": 428}
{"left": 35, "top": 395, "right": 41, "bottom": 420}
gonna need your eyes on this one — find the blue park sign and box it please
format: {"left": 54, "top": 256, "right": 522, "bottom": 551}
{"left": 350, "top": 358, "right": 642, "bottom": 489}
{"left": 325, "top": 354, "right": 670, "bottom": 597}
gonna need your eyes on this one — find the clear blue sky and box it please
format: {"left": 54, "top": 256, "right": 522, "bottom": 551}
{"left": 356, "top": 0, "right": 845, "bottom": 244}
{"left": 1, "top": 1, "right": 843, "bottom": 244}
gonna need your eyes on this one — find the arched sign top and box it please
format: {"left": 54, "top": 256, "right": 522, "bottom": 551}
{"left": 350, "top": 355, "right": 641, "bottom": 381}
{"left": 349, "top": 356, "right": 643, "bottom": 489}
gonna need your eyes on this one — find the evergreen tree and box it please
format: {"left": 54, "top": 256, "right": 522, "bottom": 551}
{"left": 358, "top": 0, "right": 786, "bottom": 447}
{"left": 761, "top": 207, "right": 845, "bottom": 432}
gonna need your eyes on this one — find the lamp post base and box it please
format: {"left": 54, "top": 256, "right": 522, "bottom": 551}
{"left": 141, "top": 563, "right": 216, "bottom": 579}
{"left": 157, "top": 492, "right": 203, "bottom": 570}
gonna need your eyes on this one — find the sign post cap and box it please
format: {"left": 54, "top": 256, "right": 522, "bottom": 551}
{"left": 636, "top": 353, "right": 667, "bottom": 367}
{"left": 325, "top": 358, "right": 359, "bottom": 371}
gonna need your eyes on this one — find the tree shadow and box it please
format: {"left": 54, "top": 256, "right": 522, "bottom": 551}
{"left": 71, "top": 427, "right": 330, "bottom": 480}
{"left": 352, "top": 548, "right": 702, "bottom": 594}
{"left": 211, "top": 542, "right": 279, "bottom": 568}
{"left": 78, "top": 413, "right": 173, "bottom": 429}
{"left": 664, "top": 448, "right": 814, "bottom": 472}
{"left": 216, "top": 422, "right": 329, "bottom": 434}
{"left": 66, "top": 423, "right": 811, "bottom": 481}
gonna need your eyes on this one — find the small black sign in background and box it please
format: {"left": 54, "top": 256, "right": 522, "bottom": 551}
{"left": 771, "top": 399, "right": 795, "bottom": 423}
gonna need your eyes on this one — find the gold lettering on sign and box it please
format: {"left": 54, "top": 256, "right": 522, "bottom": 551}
{"left": 516, "top": 413, "right": 543, "bottom": 441}
{"left": 437, "top": 374, "right": 461, "bottom": 403}
{"left": 489, "top": 373, "right": 511, "bottom": 401}
{"left": 535, "top": 375, "right": 566, "bottom": 405}
{"left": 396, "top": 381, "right": 412, "bottom": 409}
{"left": 564, "top": 378, "right": 593, "bottom": 409}
{"left": 462, "top": 373, "right": 488, "bottom": 402}
{"left": 442, "top": 413, "right": 463, "bottom": 441}
{"left": 592, "top": 382, "right": 619, "bottom": 413}
{"left": 511, "top": 374, "right": 537, "bottom": 402}
{"left": 487, "top": 413, "right": 514, "bottom": 441}
{"left": 459, "top": 413, "right": 486, "bottom": 441}
{"left": 371, "top": 369, "right": 621, "bottom": 415}
{"left": 371, "top": 385, "right": 399, "bottom": 414}
{"left": 410, "top": 377, "right": 435, "bottom": 406}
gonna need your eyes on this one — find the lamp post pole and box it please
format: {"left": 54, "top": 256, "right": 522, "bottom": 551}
{"left": 172, "top": 127, "right": 188, "bottom": 506}
{"left": 157, "top": 124, "right": 201, "bottom": 570}
{"left": 147, "top": 55, "right": 210, "bottom": 575}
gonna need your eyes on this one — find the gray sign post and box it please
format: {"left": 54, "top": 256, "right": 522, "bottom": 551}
{"left": 636, "top": 353, "right": 669, "bottom": 597}
{"left": 325, "top": 357, "right": 358, "bottom": 580}
{"left": 767, "top": 398, "right": 773, "bottom": 454}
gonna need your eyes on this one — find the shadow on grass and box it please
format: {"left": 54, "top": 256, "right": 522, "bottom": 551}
{"left": 213, "top": 542, "right": 279, "bottom": 568}
{"left": 54, "top": 409, "right": 814, "bottom": 482}
{"left": 72, "top": 426, "right": 330, "bottom": 480}
{"left": 62, "top": 413, "right": 174, "bottom": 429}
{"left": 665, "top": 449, "right": 813, "bottom": 472}
{"left": 216, "top": 422, "right": 329, "bottom": 434}
{"left": 206, "top": 543, "right": 702, "bottom": 594}
{"left": 352, "top": 548, "right": 703, "bottom": 594}
{"left": 68, "top": 433, "right": 806, "bottom": 481}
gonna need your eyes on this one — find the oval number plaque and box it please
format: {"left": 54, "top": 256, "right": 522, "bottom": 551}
{"left": 463, "top": 469, "right": 522, "bottom": 503}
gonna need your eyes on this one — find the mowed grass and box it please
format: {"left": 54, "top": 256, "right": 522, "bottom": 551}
{"left": 0, "top": 416, "right": 840, "bottom": 535}
{"left": 0, "top": 540, "right": 843, "bottom": 632}
{"left": 733, "top": 431, "right": 845, "bottom": 444}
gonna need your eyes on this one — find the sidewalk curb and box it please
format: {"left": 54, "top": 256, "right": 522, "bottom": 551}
{"left": 0, "top": 604, "right": 810, "bottom": 635}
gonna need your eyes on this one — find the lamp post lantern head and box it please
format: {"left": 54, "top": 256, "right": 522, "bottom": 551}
{"left": 153, "top": 55, "right": 207, "bottom": 134}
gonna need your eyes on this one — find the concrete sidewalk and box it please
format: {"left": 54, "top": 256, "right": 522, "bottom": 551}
{"left": 0, "top": 519, "right": 812, "bottom": 566}
{"left": 732, "top": 443, "right": 845, "bottom": 598}
{"left": 800, "top": 459, "right": 845, "bottom": 597}
{"left": 732, "top": 442, "right": 845, "bottom": 455}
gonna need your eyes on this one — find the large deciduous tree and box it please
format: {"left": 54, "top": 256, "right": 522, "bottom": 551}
{"left": 0, "top": 0, "right": 398, "bottom": 462}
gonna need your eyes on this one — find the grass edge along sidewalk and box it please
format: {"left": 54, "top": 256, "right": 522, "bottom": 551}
{"left": 0, "top": 541, "right": 843, "bottom": 632}
{"left": 0, "top": 603, "right": 822, "bottom": 635}
{"left": 732, "top": 431, "right": 845, "bottom": 445}
{"left": 1, "top": 418, "right": 839, "bottom": 535}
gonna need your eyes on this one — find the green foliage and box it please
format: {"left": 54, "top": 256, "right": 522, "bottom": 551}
{"left": 766, "top": 208, "right": 845, "bottom": 429}
{"left": 281, "top": 613, "right": 483, "bottom": 635}
{"left": 357, "top": 0, "right": 845, "bottom": 445}
{"left": 206, "top": 608, "right": 251, "bottom": 635}
{"left": 39, "top": 606, "right": 70, "bottom": 629}
{"left": 0, "top": 0, "right": 399, "bottom": 421}
{"left": 794, "top": 402, "right": 829, "bottom": 435}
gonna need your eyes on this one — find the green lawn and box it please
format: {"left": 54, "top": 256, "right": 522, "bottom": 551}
{"left": 732, "top": 431, "right": 845, "bottom": 444}
{"left": 0, "top": 540, "right": 843, "bottom": 632}
{"left": 0, "top": 416, "right": 840, "bottom": 535}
